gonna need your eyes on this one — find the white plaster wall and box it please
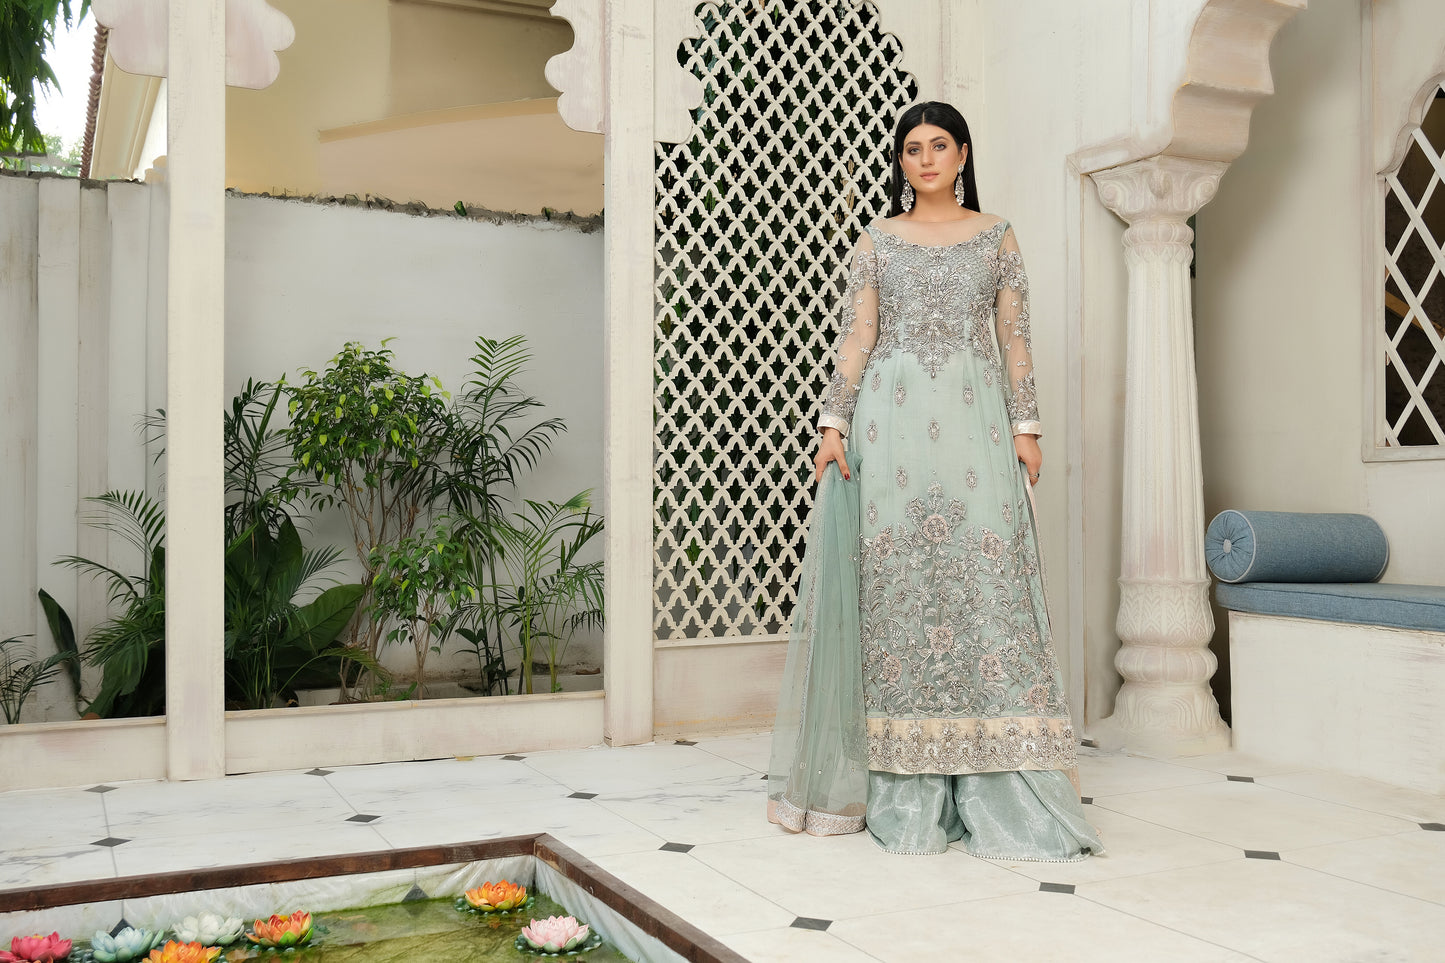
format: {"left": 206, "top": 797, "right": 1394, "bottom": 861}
{"left": 1196, "top": 0, "right": 1445, "bottom": 611}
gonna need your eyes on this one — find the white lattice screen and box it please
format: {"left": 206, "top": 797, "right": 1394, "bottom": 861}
{"left": 653, "top": 0, "right": 917, "bottom": 640}
{"left": 1382, "top": 84, "right": 1445, "bottom": 447}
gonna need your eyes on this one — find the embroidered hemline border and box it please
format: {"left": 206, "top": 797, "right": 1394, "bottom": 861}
{"left": 866, "top": 716, "right": 1078, "bottom": 775}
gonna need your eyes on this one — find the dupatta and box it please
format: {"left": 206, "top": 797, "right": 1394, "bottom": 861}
{"left": 765, "top": 456, "right": 868, "bottom": 835}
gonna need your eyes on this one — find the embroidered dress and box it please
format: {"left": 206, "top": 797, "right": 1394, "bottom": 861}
{"left": 796, "top": 216, "right": 1102, "bottom": 859}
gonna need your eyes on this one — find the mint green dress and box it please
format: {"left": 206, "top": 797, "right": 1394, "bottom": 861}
{"left": 771, "top": 216, "right": 1103, "bottom": 860}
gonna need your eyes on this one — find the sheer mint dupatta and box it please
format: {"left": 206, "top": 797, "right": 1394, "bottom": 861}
{"left": 766, "top": 455, "right": 867, "bottom": 836}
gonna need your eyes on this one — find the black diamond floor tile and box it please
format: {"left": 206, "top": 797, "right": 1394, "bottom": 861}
{"left": 1080, "top": 796, "right": 1093, "bottom": 805}
{"left": 1244, "top": 850, "right": 1280, "bottom": 860}
{"left": 305, "top": 768, "right": 333, "bottom": 777}
{"left": 790, "top": 917, "right": 831, "bottom": 931}
{"left": 674, "top": 739, "right": 698, "bottom": 746}
{"left": 1420, "top": 822, "right": 1445, "bottom": 831}
{"left": 1226, "top": 775, "right": 1256, "bottom": 783}
{"left": 659, "top": 842, "right": 694, "bottom": 854}
{"left": 1039, "top": 882, "right": 1076, "bottom": 894}
{"left": 1080, "top": 738, "right": 1098, "bottom": 748}
{"left": 568, "top": 791, "right": 598, "bottom": 800}
{"left": 501, "top": 754, "right": 526, "bottom": 761}
{"left": 402, "top": 883, "right": 429, "bottom": 902}
{"left": 85, "top": 784, "right": 117, "bottom": 794}
{"left": 347, "top": 814, "right": 381, "bottom": 823}
{"left": 91, "top": 837, "right": 129, "bottom": 848}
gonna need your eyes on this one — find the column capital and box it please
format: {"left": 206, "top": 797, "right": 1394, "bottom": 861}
{"left": 1091, "top": 155, "right": 1228, "bottom": 224}
{"left": 1091, "top": 155, "right": 1227, "bottom": 261}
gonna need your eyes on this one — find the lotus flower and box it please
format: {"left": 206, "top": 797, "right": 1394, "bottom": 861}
{"left": 90, "top": 927, "right": 163, "bottom": 963}
{"left": 144, "top": 943, "right": 220, "bottom": 963}
{"left": 463, "top": 880, "right": 528, "bottom": 911}
{"left": 169, "top": 916, "right": 242, "bottom": 949}
{"left": 519, "top": 916, "right": 591, "bottom": 953}
{"left": 0, "top": 933, "right": 72, "bottom": 962}
{"left": 245, "top": 912, "right": 312, "bottom": 949}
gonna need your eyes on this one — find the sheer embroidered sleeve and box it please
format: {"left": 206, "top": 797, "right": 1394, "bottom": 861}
{"left": 995, "top": 224, "right": 1041, "bottom": 437}
{"left": 817, "top": 231, "right": 881, "bottom": 438}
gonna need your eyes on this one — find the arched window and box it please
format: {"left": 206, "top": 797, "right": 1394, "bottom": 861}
{"left": 1382, "top": 82, "right": 1445, "bottom": 447}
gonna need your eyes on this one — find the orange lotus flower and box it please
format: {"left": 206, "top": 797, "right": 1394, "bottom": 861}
{"left": 144, "top": 943, "right": 219, "bottom": 963}
{"left": 245, "top": 913, "right": 312, "bottom": 949}
{"left": 464, "top": 880, "right": 528, "bottom": 911}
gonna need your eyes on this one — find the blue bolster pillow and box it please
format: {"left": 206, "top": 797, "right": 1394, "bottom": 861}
{"left": 1204, "top": 510, "right": 1389, "bottom": 584}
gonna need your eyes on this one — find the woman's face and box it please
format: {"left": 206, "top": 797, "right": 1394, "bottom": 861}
{"left": 898, "top": 122, "right": 967, "bottom": 196}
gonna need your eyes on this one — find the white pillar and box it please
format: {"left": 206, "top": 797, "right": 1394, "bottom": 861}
{"left": 165, "top": 0, "right": 226, "bottom": 779}
{"left": 601, "top": 0, "right": 656, "bottom": 746}
{"left": 1089, "top": 155, "right": 1231, "bottom": 756}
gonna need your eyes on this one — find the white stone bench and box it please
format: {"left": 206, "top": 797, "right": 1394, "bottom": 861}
{"left": 1225, "top": 607, "right": 1445, "bottom": 796}
{"left": 1206, "top": 511, "right": 1445, "bottom": 796}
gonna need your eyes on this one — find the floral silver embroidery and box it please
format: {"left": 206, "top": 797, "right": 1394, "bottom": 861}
{"left": 996, "top": 241, "right": 1040, "bottom": 429}
{"left": 829, "top": 223, "right": 1067, "bottom": 777}
{"left": 867, "top": 223, "right": 1008, "bottom": 378}
{"left": 818, "top": 246, "right": 884, "bottom": 430}
{"left": 859, "top": 481, "right": 1068, "bottom": 775}
{"left": 866, "top": 420, "right": 878, "bottom": 444}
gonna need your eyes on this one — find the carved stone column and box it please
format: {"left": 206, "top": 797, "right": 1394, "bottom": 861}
{"left": 1089, "top": 155, "right": 1231, "bottom": 756}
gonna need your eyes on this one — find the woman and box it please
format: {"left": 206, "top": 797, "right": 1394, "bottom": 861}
{"left": 767, "top": 102, "right": 1103, "bottom": 860}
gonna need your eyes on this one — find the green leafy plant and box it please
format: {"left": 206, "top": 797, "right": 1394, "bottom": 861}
{"left": 483, "top": 492, "right": 605, "bottom": 694}
{"left": 1, "top": 1, "right": 90, "bottom": 154}
{"left": 0, "top": 634, "right": 76, "bottom": 724}
{"left": 368, "top": 517, "right": 476, "bottom": 697}
{"left": 438, "top": 335, "right": 566, "bottom": 695}
{"left": 225, "top": 516, "right": 368, "bottom": 709}
{"left": 283, "top": 341, "right": 451, "bottom": 694}
{"left": 53, "top": 380, "right": 368, "bottom": 716}
{"left": 58, "top": 491, "right": 367, "bottom": 715}
{"left": 59, "top": 490, "right": 168, "bottom": 718}
{"left": 223, "top": 379, "right": 298, "bottom": 539}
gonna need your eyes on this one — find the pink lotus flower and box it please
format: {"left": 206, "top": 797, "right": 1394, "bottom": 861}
{"left": 0, "top": 933, "right": 72, "bottom": 962}
{"left": 519, "top": 916, "right": 590, "bottom": 953}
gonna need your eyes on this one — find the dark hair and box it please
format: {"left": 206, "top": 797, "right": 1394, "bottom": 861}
{"left": 886, "top": 102, "right": 979, "bottom": 217}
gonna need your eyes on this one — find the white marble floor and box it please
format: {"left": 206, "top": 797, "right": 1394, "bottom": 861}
{"left": 3, "top": 734, "right": 1444, "bottom": 962}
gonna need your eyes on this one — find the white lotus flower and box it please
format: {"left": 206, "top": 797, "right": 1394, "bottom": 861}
{"left": 90, "top": 927, "right": 163, "bottom": 962}
{"left": 171, "top": 914, "right": 244, "bottom": 948}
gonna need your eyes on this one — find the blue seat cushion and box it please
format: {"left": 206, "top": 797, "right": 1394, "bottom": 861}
{"left": 1205, "top": 510, "right": 1389, "bottom": 584}
{"left": 1215, "top": 581, "right": 1445, "bottom": 634}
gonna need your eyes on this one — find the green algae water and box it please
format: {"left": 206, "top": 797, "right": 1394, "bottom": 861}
{"left": 212, "top": 894, "right": 637, "bottom": 963}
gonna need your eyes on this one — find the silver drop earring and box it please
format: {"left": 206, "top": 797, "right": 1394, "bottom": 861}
{"left": 901, "top": 178, "right": 914, "bottom": 212}
{"left": 955, "top": 168, "right": 967, "bottom": 207}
